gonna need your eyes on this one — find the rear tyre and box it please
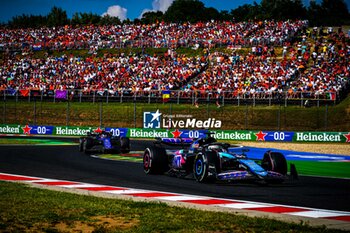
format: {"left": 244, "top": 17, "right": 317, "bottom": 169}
{"left": 120, "top": 137, "right": 130, "bottom": 153}
{"left": 143, "top": 146, "right": 168, "bottom": 174}
{"left": 261, "top": 151, "right": 287, "bottom": 175}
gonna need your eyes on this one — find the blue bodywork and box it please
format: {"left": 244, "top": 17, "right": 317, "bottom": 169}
{"left": 156, "top": 135, "right": 286, "bottom": 182}
{"left": 102, "top": 138, "right": 113, "bottom": 149}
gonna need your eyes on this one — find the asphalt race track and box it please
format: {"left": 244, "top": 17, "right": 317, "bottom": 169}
{"left": 0, "top": 139, "right": 349, "bottom": 212}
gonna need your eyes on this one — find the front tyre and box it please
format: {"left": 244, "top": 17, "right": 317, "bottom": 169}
{"left": 83, "top": 138, "right": 93, "bottom": 155}
{"left": 193, "top": 153, "right": 216, "bottom": 183}
{"left": 262, "top": 151, "right": 287, "bottom": 175}
{"left": 79, "top": 138, "right": 84, "bottom": 152}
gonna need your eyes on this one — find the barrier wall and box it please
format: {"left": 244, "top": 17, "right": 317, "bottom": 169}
{"left": 1, "top": 124, "right": 349, "bottom": 143}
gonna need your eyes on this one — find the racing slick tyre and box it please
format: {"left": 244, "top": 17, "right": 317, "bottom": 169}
{"left": 193, "top": 152, "right": 218, "bottom": 183}
{"left": 120, "top": 137, "right": 130, "bottom": 154}
{"left": 261, "top": 151, "right": 287, "bottom": 176}
{"left": 143, "top": 146, "right": 168, "bottom": 174}
{"left": 79, "top": 138, "right": 84, "bottom": 152}
{"left": 83, "top": 137, "right": 94, "bottom": 155}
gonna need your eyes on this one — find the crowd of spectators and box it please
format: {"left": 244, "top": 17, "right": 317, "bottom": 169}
{"left": 0, "top": 50, "right": 205, "bottom": 96}
{"left": 183, "top": 28, "right": 349, "bottom": 101}
{"left": 0, "top": 20, "right": 308, "bottom": 52}
{"left": 0, "top": 20, "right": 348, "bottom": 103}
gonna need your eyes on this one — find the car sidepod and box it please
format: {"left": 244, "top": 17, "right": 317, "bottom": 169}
{"left": 102, "top": 138, "right": 113, "bottom": 149}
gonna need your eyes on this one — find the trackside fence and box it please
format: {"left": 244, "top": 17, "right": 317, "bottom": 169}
{"left": 1, "top": 91, "right": 348, "bottom": 131}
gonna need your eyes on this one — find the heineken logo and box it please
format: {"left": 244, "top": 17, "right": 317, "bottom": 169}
{"left": 55, "top": 127, "right": 93, "bottom": 136}
{"left": 0, "top": 125, "right": 21, "bottom": 134}
{"left": 296, "top": 132, "right": 342, "bottom": 142}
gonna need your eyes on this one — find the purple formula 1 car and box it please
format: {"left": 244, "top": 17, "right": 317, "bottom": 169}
{"left": 79, "top": 131, "right": 130, "bottom": 154}
{"left": 143, "top": 133, "right": 297, "bottom": 184}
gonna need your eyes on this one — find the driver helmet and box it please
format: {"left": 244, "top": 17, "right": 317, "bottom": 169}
{"left": 208, "top": 144, "right": 226, "bottom": 152}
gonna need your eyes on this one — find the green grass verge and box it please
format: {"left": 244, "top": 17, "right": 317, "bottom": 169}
{"left": 287, "top": 161, "right": 350, "bottom": 179}
{"left": 0, "top": 181, "right": 346, "bottom": 233}
{"left": 0, "top": 138, "right": 76, "bottom": 145}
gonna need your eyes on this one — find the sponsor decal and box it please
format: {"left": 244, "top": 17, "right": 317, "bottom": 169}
{"left": 144, "top": 109, "right": 222, "bottom": 129}
{"left": 0, "top": 125, "right": 21, "bottom": 134}
{"left": 343, "top": 132, "right": 350, "bottom": 143}
{"left": 213, "top": 131, "right": 252, "bottom": 141}
{"left": 255, "top": 131, "right": 267, "bottom": 141}
{"left": 22, "top": 125, "right": 32, "bottom": 134}
{"left": 295, "top": 132, "right": 342, "bottom": 142}
{"left": 30, "top": 126, "right": 54, "bottom": 135}
{"left": 94, "top": 127, "right": 103, "bottom": 134}
{"left": 105, "top": 127, "right": 128, "bottom": 137}
{"left": 55, "top": 127, "right": 93, "bottom": 136}
{"left": 262, "top": 131, "right": 294, "bottom": 142}
{"left": 143, "top": 110, "right": 162, "bottom": 129}
{"left": 128, "top": 128, "right": 169, "bottom": 138}
{"left": 171, "top": 129, "right": 183, "bottom": 138}
{"left": 163, "top": 118, "right": 221, "bottom": 129}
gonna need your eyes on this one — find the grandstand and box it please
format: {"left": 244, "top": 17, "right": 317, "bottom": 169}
{"left": 0, "top": 20, "right": 349, "bottom": 107}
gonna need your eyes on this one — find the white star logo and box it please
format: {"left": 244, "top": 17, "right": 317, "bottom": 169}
{"left": 151, "top": 109, "right": 162, "bottom": 122}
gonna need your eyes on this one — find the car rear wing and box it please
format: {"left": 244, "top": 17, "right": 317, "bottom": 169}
{"left": 154, "top": 137, "right": 194, "bottom": 146}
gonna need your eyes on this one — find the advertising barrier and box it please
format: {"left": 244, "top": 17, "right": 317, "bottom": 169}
{"left": 0, "top": 124, "right": 349, "bottom": 143}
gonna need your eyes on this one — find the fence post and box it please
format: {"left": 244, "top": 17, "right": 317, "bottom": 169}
{"left": 79, "top": 90, "right": 82, "bottom": 103}
{"left": 284, "top": 94, "right": 287, "bottom": 107}
{"left": 207, "top": 94, "right": 210, "bottom": 118}
{"left": 325, "top": 105, "right": 328, "bottom": 130}
{"left": 169, "top": 103, "right": 172, "bottom": 118}
{"left": 133, "top": 100, "right": 136, "bottom": 128}
{"left": 93, "top": 91, "right": 95, "bottom": 104}
{"left": 2, "top": 97, "right": 6, "bottom": 124}
{"left": 277, "top": 104, "right": 281, "bottom": 130}
{"left": 245, "top": 104, "right": 248, "bottom": 130}
{"left": 301, "top": 94, "right": 303, "bottom": 107}
{"left": 66, "top": 100, "right": 70, "bottom": 126}
{"left": 34, "top": 98, "right": 36, "bottom": 125}
{"left": 99, "top": 101, "right": 102, "bottom": 127}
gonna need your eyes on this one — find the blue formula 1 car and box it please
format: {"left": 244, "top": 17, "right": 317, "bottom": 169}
{"left": 79, "top": 131, "right": 130, "bottom": 154}
{"left": 143, "top": 134, "right": 296, "bottom": 184}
